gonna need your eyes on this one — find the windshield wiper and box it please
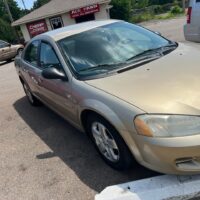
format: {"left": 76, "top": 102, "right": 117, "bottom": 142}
{"left": 126, "top": 42, "right": 178, "bottom": 62}
{"left": 78, "top": 62, "right": 125, "bottom": 73}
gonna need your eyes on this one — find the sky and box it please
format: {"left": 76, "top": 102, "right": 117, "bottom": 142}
{"left": 15, "top": 0, "right": 35, "bottom": 9}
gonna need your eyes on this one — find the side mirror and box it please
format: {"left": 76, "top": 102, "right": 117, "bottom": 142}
{"left": 42, "top": 67, "right": 67, "bottom": 81}
{"left": 7, "top": 43, "right": 11, "bottom": 47}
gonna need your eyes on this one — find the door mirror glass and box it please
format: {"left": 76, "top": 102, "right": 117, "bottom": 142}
{"left": 42, "top": 67, "right": 67, "bottom": 81}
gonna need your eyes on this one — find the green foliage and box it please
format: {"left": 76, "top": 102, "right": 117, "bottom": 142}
{"left": 110, "top": 0, "right": 132, "bottom": 21}
{"left": 170, "top": 5, "right": 183, "bottom": 14}
{"left": 153, "top": 5, "right": 164, "bottom": 14}
{"left": 134, "top": 0, "right": 149, "bottom": 8}
{"left": 0, "top": 18, "right": 16, "bottom": 42}
{"left": 131, "top": 12, "right": 154, "bottom": 23}
{"left": 0, "top": 0, "right": 26, "bottom": 42}
{"left": 32, "top": 0, "right": 50, "bottom": 10}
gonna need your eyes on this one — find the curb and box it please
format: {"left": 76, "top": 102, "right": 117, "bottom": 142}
{"left": 95, "top": 175, "right": 200, "bottom": 200}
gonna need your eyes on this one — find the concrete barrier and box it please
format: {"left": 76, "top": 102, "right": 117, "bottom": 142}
{"left": 95, "top": 175, "right": 200, "bottom": 200}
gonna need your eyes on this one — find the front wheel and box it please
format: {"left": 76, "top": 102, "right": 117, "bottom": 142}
{"left": 86, "top": 114, "right": 133, "bottom": 170}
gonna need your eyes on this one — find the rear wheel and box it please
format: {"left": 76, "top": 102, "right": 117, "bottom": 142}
{"left": 86, "top": 114, "right": 133, "bottom": 170}
{"left": 22, "top": 82, "right": 41, "bottom": 106}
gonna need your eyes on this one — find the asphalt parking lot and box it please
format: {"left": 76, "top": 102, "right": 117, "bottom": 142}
{"left": 0, "top": 16, "right": 188, "bottom": 200}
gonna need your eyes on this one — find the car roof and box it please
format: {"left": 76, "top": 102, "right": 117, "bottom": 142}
{"left": 40, "top": 20, "right": 121, "bottom": 41}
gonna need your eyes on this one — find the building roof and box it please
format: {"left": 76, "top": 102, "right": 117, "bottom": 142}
{"left": 40, "top": 20, "right": 119, "bottom": 41}
{"left": 12, "top": 0, "right": 111, "bottom": 26}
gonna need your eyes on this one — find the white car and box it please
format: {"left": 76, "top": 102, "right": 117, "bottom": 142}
{"left": 184, "top": 0, "right": 200, "bottom": 42}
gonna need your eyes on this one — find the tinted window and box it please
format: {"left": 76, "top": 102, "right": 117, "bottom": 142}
{"left": 0, "top": 41, "right": 9, "bottom": 48}
{"left": 40, "top": 42, "right": 61, "bottom": 69}
{"left": 24, "top": 40, "right": 39, "bottom": 66}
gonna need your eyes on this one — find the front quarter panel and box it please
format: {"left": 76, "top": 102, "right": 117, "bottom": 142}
{"left": 71, "top": 78, "right": 146, "bottom": 162}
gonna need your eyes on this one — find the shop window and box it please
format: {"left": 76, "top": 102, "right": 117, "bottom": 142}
{"left": 75, "top": 14, "right": 95, "bottom": 24}
{"left": 50, "top": 16, "right": 63, "bottom": 30}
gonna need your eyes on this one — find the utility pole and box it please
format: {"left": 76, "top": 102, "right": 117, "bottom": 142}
{"left": 3, "top": 0, "right": 20, "bottom": 43}
{"left": 21, "top": 0, "right": 27, "bottom": 10}
{"left": 182, "top": 0, "right": 186, "bottom": 12}
{"left": 3, "top": 0, "right": 14, "bottom": 22}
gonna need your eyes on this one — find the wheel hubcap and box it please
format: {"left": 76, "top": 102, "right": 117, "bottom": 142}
{"left": 24, "top": 84, "right": 34, "bottom": 103}
{"left": 91, "top": 122, "right": 120, "bottom": 162}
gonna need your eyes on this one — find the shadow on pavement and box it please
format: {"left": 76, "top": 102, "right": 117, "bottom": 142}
{"left": 0, "top": 60, "right": 13, "bottom": 66}
{"left": 13, "top": 96, "right": 160, "bottom": 192}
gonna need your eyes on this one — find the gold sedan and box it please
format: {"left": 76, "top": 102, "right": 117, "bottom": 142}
{"left": 15, "top": 20, "right": 200, "bottom": 174}
{"left": 0, "top": 40, "right": 24, "bottom": 62}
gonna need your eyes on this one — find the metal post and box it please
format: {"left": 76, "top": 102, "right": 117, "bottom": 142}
{"left": 3, "top": 0, "right": 20, "bottom": 43}
{"left": 21, "top": 0, "right": 27, "bottom": 10}
{"left": 182, "top": 0, "right": 186, "bottom": 11}
{"left": 3, "top": 0, "right": 14, "bottom": 22}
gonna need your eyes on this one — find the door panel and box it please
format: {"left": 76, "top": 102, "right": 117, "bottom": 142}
{"left": 36, "top": 41, "right": 77, "bottom": 122}
{"left": 36, "top": 75, "right": 76, "bottom": 122}
{"left": 0, "top": 45, "right": 10, "bottom": 61}
{"left": 22, "top": 40, "right": 40, "bottom": 94}
{"left": 191, "top": 1, "right": 200, "bottom": 26}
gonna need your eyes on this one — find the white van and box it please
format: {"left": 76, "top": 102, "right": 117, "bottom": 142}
{"left": 184, "top": 0, "right": 200, "bottom": 42}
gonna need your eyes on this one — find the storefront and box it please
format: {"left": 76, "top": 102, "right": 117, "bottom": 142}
{"left": 12, "top": 0, "right": 111, "bottom": 42}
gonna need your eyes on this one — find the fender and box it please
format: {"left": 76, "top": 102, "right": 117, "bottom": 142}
{"left": 78, "top": 98, "right": 127, "bottom": 132}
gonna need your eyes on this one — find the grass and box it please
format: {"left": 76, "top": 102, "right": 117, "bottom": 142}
{"left": 131, "top": 10, "right": 185, "bottom": 23}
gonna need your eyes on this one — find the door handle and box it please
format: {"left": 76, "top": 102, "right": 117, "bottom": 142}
{"left": 22, "top": 67, "right": 29, "bottom": 73}
{"left": 38, "top": 78, "right": 43, "bottom": 84}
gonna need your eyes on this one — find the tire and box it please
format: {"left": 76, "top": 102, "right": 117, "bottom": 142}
{"left": 86, "top": 114, "right": 133, "bottom": 170}
{"left": 22, "top": 82, "right": 41, "bottom": 106}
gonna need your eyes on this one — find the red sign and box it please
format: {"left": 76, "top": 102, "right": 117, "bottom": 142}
{"left": 70, "top": 4, "right": 100, "bottom": 18}
{"left": 27, "top": 20, "right": 48, "bottom": 38}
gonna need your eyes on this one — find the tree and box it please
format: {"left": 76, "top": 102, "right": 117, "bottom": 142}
{"left": 0, "top": 18, "right": 16, "bottom": 42}
{"left": 0, "top": 0, "right": 24, "bottom": 42}
{"left": 110, "top": 0, "right": 132, "bottom": 21}
{"left": 32, "top": 0, "right": 50, "bottom": 10}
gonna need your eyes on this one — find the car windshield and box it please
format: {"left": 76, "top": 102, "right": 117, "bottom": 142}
{"left": 58, "top": 22, "right": 173, "bottom": 78}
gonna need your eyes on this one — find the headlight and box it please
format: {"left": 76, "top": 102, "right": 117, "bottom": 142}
{"left": 134, "top": 115, "right": 200, "bottom": 137}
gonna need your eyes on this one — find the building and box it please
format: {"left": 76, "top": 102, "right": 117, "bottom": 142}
{"left": 12, "top": 0, "right": 111, "bottom": 42}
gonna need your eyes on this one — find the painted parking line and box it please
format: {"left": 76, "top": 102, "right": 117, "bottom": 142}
{"left": 95, "top": 175, "right": 200, "bottom": 200}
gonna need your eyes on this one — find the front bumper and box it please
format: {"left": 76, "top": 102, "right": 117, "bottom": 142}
{"left": 133, "top": 134, "right": 200, "bottom": 175}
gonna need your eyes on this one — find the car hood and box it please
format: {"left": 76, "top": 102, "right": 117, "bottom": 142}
{"left": 85, "top": 43, "right": 200, "bottom": 115}
{"left": 13, "top": 44, "right": 23, "bottom": 48}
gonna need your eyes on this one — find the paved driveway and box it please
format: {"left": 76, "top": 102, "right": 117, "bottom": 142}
{"left": 0, "top": 61, "right": 158, "bottom": 200}
{"left": 0, "top": 17, "right": 188, "bottom": 200}
{"left": 142, "top": 16, "right": 186, "bottom": 42}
